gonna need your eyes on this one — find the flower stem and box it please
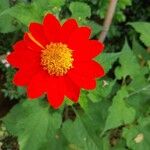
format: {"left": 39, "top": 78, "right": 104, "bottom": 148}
{"left": 99, "top": 0, "right": 118, "bottom": 42}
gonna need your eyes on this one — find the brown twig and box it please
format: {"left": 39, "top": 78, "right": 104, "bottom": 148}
{"left": 99, "top": 0, "right": 118, "bottom": 42}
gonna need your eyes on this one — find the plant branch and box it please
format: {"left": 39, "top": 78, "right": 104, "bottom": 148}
{"left": 99, "top": 0, "right": 118, "bottom": 42}
{"left": 125, "top": 84, "right": 150, "bottom": 98}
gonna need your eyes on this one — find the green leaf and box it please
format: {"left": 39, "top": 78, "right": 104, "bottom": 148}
{"left": 39, "top": 134, "right": 67, "bottom": 150}
{"left": 132, "top": 37, "right": 150, "bottom": 61}
{"left": 115, "top": 41, "right": 141, "bottom": 79}
{"left": 47, "top": 0, "right": 65, "bottom": 14}
{"left": 0, "top": 0, "right": 20, "bottom": 33}
{"left": 4, "top": 3, "right": 42, "bottom": 26}
{"left": 78, "top": 90, "right": 89, "bottom": 111}
{"left": 3, "top": 99, "right": 62, "bottom": 150}
{"left": 123, "top": 117, "right": 150, "bottom": 150}
{"left": 127, "top": 71, "right": 149, "bottom": 92}
{"left": 118, "top": 0, "right": 132, "bottom": 9}
{"left": 111, "top": 139, "right": 127, "bottom": 150}
{"left": 126, "top": 86, "right": 150, "bottom": 116}
{"left": 0, "top": 15, "right": 21, "bottom": 33}
{"left": 104, "top": 87, "right": 136, "bottom": 132}
{"left": 115, "top": 41, "right": 149, "bottom": 93}
{"left": 3, "top": 0, "right": 55, "bottom": 26}
{"left": 96, "top": 52, "right": 120, "bottom": 73}
{"left": 82, "top": 100, "right": 110, "bottom": 132}
{"left": 98, "top": 0, "right": 132, "bottom": 22}
{"left": 69, "top": 2, "right": 91, "bottom": 19}
{"left": 84, "top": 20, "right": 102, "bottom": 37}
{"left": 129, "top": 22, "right": 150, "bottom": 47}
{"left": 48, "top": 0, "right": 65, "bottom": 8}
{"left": 87, "top": 79, "right": 116, "bottom": 102}
{"left": 64, "top": 100, "right": 110, "bottom": 150}
{"left": 0, "top": 0, "right": 9, "bottom": 11}
{"left": 4, "top": 0, "right": 65, "bottom": 26}
{"left": 62, "top": 100, "right": 112, "bottom": 149}
{"left": 62, "top": 116, "right": 101, "bottom": 150}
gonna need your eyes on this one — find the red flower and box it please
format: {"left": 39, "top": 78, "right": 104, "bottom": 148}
{"left": 7, "top": 14, "right": 105, "bottom": 109}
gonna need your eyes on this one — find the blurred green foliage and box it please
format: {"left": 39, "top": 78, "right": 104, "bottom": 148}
{"left": 0, "top": 0, "right": 150, "bottom": 150}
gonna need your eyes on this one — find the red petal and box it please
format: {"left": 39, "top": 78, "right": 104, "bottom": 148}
{"left": 7, "top": 52, "right": 19, "bottom": 68}
{"left": 73, "top": 61, "right": 105, "bottom": 78}
{"left": 67, "top": 72, "right": 96, "bottom": 90}
{"left": 47, "top": 77, "right": 65, "bottom": 109}
{"left": 27, "top": 70, "right": 48, "bottom": 98}
{"left": 7, "top": 41, "right": 40, "bottom": 68}
{"left": 13, "top": 70, "right": 34, "bottom": 86}
{"left": 58, "top": 19, "right": 78, "bottom": 43}
{"left": 43, "top": 14, "right": 61, "bottom": 42}
{"left": 73, "top": 40, "right": 104, "bottom": 61}
{"left": 24, "top": 33, "right": 42, "bottom": 52}
{"left": 67, "top": 61, "right": 104, "bottom": 89}
{"left": 29, "top": 23, "right": 49, "bottom": 46}
{"left": 12, "top": 40, "right": 26, "bottom": 50}
{"left": 64, "top": 77, "right": 80, "bottom": 102}
{"left": 67, "top": 27, "right": 91, "bottom": 49}
{"left": 13, "top": 64, "right": 41, "bottom": 86}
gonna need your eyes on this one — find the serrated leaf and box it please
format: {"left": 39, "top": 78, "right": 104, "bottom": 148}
{"left": 129, "top": 22, "right": 150, "bottom": 47}
{"left": 104, "top": 87, "right": 136, "bottom": 132}
{"left": 115, "top": 41, "right": 141, "bottom": 79}
{"left": 115, "top": 41, "right": 148, "bottom": 93}
{"left": 3, "top": 99, "right": 62, "bottom": 150}
{"left": 96, "top": 52, "right": 120, "bottom": 73}
{"left": 69, "top": 2, "right": 91, "bottom": 19}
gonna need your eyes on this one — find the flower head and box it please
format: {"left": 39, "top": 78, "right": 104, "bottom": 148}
{"left": 7, "top": 14, "right": 105, "bottom": 109}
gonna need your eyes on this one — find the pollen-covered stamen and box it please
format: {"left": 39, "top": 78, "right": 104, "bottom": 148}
{"left": 41, "top": 42, "right": 74, "bottom": 76}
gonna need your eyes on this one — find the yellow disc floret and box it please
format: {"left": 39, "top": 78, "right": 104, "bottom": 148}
{"left": 41, "top": 42, "right": 74, "bottom": 76}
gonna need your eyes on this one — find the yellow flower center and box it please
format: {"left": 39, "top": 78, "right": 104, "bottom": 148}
{"left": 41, "top": 42, "right": 74, "bottom": 76}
